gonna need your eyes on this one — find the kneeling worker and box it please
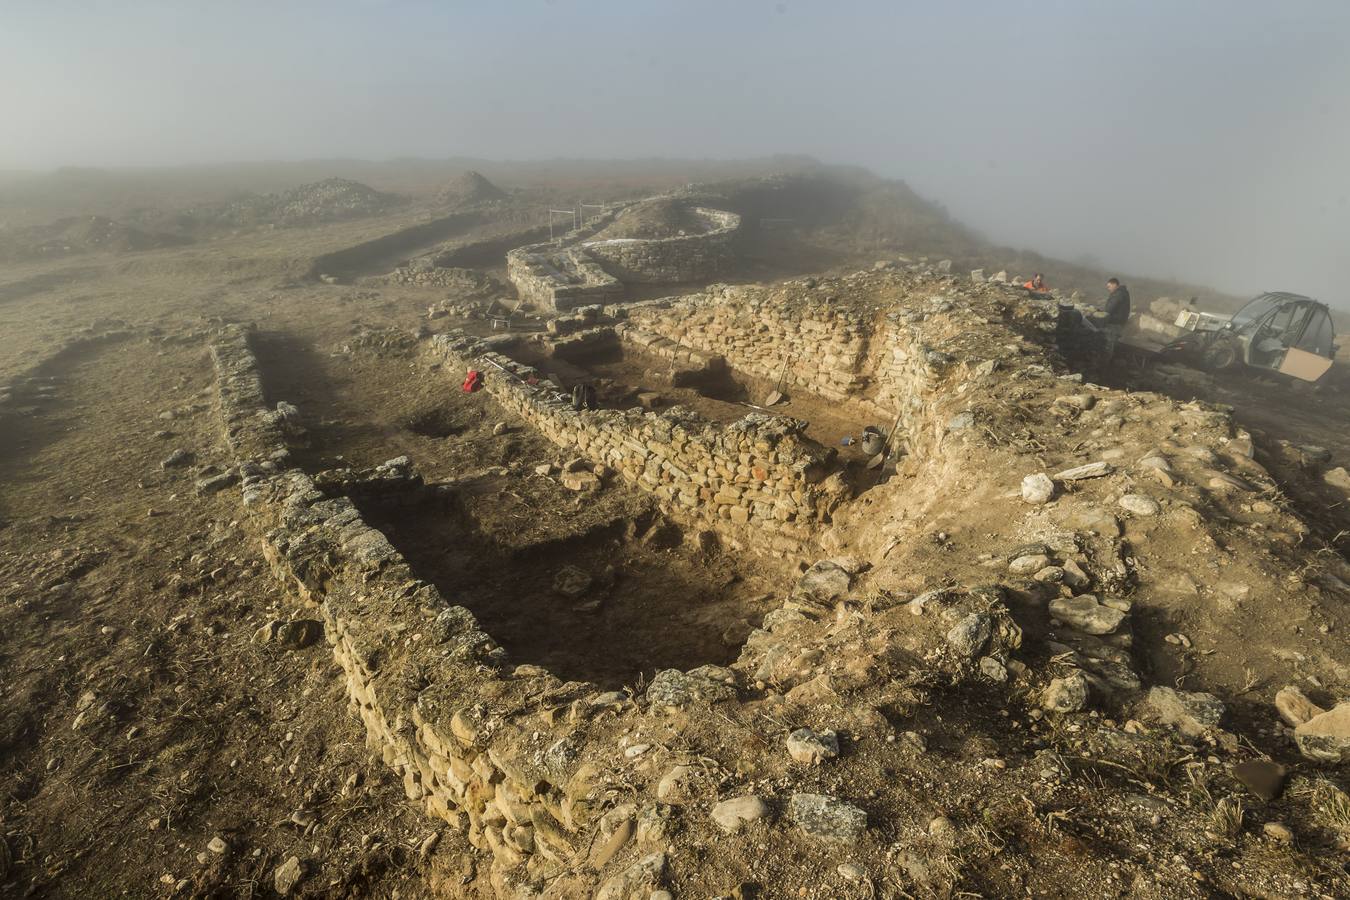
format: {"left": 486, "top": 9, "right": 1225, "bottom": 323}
{"left": 1023, "top": 273, "right": 1049, "bottom": 294}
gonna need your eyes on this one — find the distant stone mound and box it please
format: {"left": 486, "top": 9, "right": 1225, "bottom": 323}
{"left": 216, "top": 178, "right": 402, "bottom": 227}
{"left": 0, "top": 214, "right": 192, "bottom": 261}
{"left": 437, "top": 170, "right": 507, "bottom": 206}
{"left": 588, "top": 198, "right": 711, "bottom": 241}
{"left": 269, "top": 178, "right": 401, "bottom": 224}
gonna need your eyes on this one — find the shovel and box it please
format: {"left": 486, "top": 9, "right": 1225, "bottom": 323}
{"left": 763, "top": 357, "right": 790, "bottom": 406}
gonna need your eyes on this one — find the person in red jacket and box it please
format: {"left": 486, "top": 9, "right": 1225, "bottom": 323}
{"left": 1023, "top": 273, "right": 1049, "bottom": 294}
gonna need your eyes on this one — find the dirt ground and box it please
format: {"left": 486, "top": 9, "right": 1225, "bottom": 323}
{"left": 0, "top": 327, "right": 497, "bottom": 898}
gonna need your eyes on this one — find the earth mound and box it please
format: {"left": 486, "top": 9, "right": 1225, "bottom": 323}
{"left": 437, "top": 170, "right": 507, "bottom": 206}
{"left": 214, "top": 177, "right": 403, "bottom": 228}
{"left": 266, "top": 177, "right": 402, "bottom": 225}
{"left": 0, "top": 214, "right": 192, "bottom": 261}
{"left": 589, "top": 197, "right": 713, "bottom": 241}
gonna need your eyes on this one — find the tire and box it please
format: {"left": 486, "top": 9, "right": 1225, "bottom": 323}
{"left": 1202, "top": 336, "right": 1239, "bottom": 371}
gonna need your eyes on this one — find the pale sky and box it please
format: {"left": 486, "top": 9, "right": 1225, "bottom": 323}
{"left": 2, "top": 0, "right": 1348, "bottom": 302}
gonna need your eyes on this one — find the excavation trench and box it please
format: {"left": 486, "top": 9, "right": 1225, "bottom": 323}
{"left": 251, "top": 328, "right": 782, "bottom": 688}
{"left": 505, "top": 337, "right": 896, "bottom": 489}
{"left": 350, "top": 487, "right": 776, "bottom": 689}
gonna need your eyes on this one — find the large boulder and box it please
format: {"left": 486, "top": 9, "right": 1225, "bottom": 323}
{"left": 646, "top": 668, "right": 737, "bottom": 714}
{"left": 1049, "top": 595, "right": 1126, "bottom": 635}
{"left": 1294, "top": 703, "right": 1350, "bottom": 764}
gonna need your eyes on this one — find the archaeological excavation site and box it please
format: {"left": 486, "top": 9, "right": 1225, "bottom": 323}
{"left": 4, "top": 161, "right": 1350, "bottom": 900}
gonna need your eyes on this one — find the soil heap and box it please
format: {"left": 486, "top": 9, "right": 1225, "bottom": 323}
{"left": 437, "top": 170, "right": 508, "bottom": 206}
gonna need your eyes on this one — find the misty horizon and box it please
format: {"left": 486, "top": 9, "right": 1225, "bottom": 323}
{"left": 3, "top": 1, "right": 1349, "bottom": 303}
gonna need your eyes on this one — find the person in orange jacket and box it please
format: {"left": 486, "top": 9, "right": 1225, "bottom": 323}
{"left": 1023, "top": 273, "right": 1049, "bottom": 294}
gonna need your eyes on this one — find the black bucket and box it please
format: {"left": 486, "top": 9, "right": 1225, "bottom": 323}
{"left": 860, "top": 426, "right": 886, "bottom": 456}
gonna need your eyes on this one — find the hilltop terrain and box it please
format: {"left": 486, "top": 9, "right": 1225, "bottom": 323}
{"left": 1, "top": 159, "right": 1348, "bottom": 899}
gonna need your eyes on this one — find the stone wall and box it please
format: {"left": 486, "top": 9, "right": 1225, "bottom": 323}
{"left": 506, "top": 245, "right": 624, "bottom": 311}
{"left": 621, "top": 280, "right": 989, "bottom": 464}
{"left": 582, "top": 207, "right": 740, "bottom": 284}
{"left": 199, "top": 274, "right": 1350, "bottom": 899}
{"left": 207, "top": 324, "right": 650, "bottom": 897}
{"left": 207, "top": 321, "right": 902, "bottom": 898}
{"left": 427, "top": 331, "right": 844, "bottom": 557}
{"left": 624, "top": 284, "right": 872, "bottom": 404}
{"left": 504, "top": 206, "right": 632, "bottom": 311}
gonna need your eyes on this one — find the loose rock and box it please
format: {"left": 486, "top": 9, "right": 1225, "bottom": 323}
{"left": 274, "top": 619, "right": 323, "bottom": 650}
{"left": 1049, "top": 595, "right": 1125, "bottom": 635}
{"left": 1293, "top": 703, "right": 1350, "bottom": 764}
{"left": 552, "top": 565, "right": 593, "bottom": 599}
{"left": 274, "top": 856, "right": 304, "bottom": 896}
{"left": 1119, "top": 494, "right": 1161, "bottom": 516}
{"left": 789, "top": 794, "right": 867, "bottom": 844}
{"left": 595, "top": 852, "right": 667, "bottom": 900}
{"left": 711, "top": 795, "right": 772, "bottom": 833}
{"left": 946, "top": 612, "right": 993, "bottom": 659}
{"left": 1053, "top": 462, "right": 1113, "bottom": 481}
{"left": 786, "top": 727, "right": 840, "bottom": 765}
{"left": 1275, "top": 685, "right": 1325, "bottom": 728}
{"left": 1042, "top": 671, "right": 1091, "bottom": 713}
{"left": 1143, "top": 686, "right": 1225, "bottom": 738}
{"left": 1021, "top": 473, "right": 1055, "bottom": 504}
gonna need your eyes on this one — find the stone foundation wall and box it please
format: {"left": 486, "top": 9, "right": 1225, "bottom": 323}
{"left": 625, "top": 283, "right": 876, "bottom": 404}
{"left": 207, "top": 321, "right": 893, "bottom": 898}
{"left": 622, "top": 281, "right": 980, "bottom": 462}
{"left": 427, "top": 331, "right": 843, "bottom": 557}
{"left": 208, "top": 324, "right": 657, "bottom": 897}
{"left": 506, "top": 246, "right": 624, "bottom": 311}
{"left": 582, "top": 207, "right": 740, "bottom": 284}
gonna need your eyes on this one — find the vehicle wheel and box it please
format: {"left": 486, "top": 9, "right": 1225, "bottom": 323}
{"left": 1202, "top": 337, "right": 1239, "bottom": 371}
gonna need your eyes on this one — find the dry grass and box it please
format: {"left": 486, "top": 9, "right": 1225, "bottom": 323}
{"left": 1290, "top": 777, "right": 1350, "bottom": 835}
{"left": 1209, "top": 795, "right": 1245, "bottom": 841}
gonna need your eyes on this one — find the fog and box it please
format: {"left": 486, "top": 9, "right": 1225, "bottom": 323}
{"left": 3, "top": 0, "right": 1348, "bottom": 304}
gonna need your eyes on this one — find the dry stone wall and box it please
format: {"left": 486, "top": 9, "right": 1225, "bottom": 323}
{"left": 206, "top": 321, "right": 899, "bottom": 899}
{"left": 427, "top": 331, "right": 843, "bottom": 557}
{"left": 506, "top": 246, "right": 623, "bottom": 311}
{"left": 207, "top": 324, "right": 645, "bottom": 896}
{"left": 199, "top": 274, "right": 1350, "bottom": 898}
{"left": 624, "top": 284, "right": 874, "bottom": 404}
{"left": 581, "top": 207, "right": 740, "bottom": 284}
{"left": 619, "top": 278, "right": 1028, "bottom": 464}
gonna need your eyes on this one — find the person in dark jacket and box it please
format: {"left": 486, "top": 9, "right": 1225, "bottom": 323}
{"left": 1104, "top": 278, "right": 1131, "bottom": 324}
{"left": 1101, "top": 278, "right": 1131, "bottom": 355}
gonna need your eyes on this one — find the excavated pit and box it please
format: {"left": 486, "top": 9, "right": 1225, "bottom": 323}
{"left": 249, "top": 327, "right": 783, "bottom": 689}
{"left": 351, "top": 488, "right": 777, "bottom": 689}
{"left": 505, "top": 338, "right": 887, "bottom": 478}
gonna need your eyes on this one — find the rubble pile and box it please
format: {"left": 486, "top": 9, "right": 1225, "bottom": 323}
{"left": 217, "top": 177, "right": 403, "bottom": 227}
{"left": 386, "top": 262, "right": 505, "bottom": 292}
{"left": 437, "top": 169, "right": 508, "bottom": 206}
